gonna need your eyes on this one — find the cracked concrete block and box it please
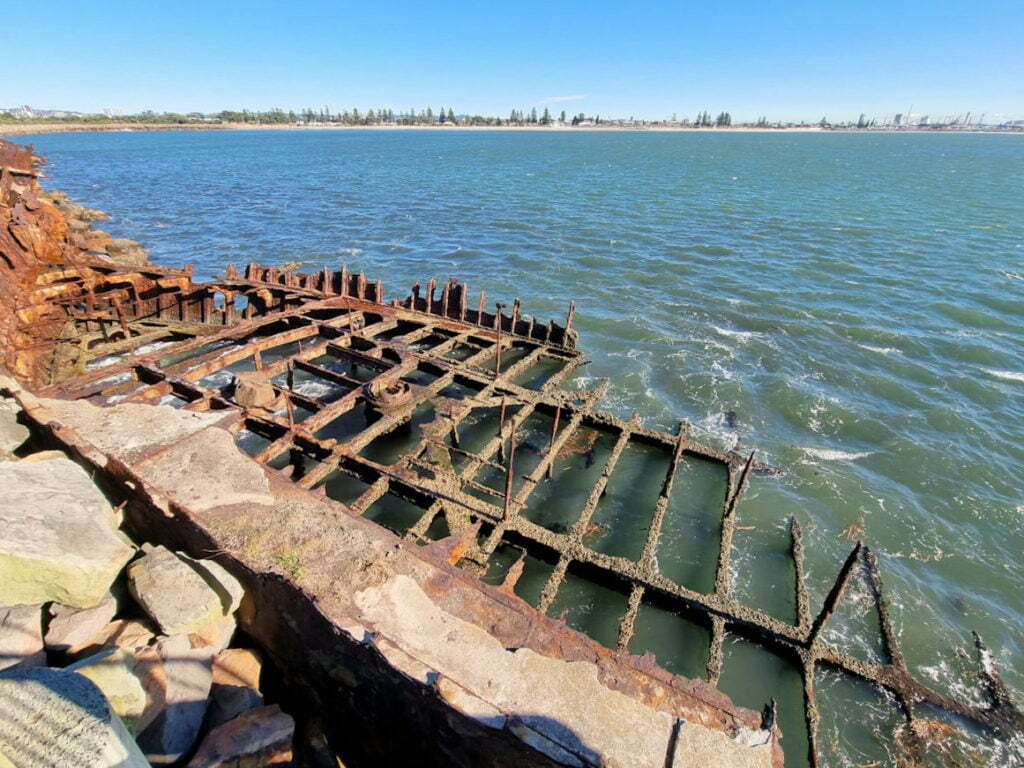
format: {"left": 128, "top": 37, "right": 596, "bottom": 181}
{"left": 127, "top": 545, "right": 224, "bottom": 636}
{"left": 45, "top": 593, "right": 118, "bottom": 653}
{"left": 0, "top": 604, "right": 44, "bottom": 672}
{"left": 0, "top": 666, "right": 149, "bottom": 768}
{"left": 0, "top": 458, "right": 134, "bottom": 608}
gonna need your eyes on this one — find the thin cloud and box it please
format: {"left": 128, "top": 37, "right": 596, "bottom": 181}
{"left": 536, "top": 94, "right": 588, "bottom": 105}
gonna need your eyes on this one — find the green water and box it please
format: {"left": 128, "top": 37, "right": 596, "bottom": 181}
{"left": 21, "top": 128, "right": 1024, "bottom": 766}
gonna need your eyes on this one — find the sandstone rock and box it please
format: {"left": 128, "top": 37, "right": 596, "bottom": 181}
{"left": 45, "top": 593, "right": 118, "bottom": 653}
{"left": 207, "top": 649, "right": 264, "bottom": 730}
{"left": 17, "top": 449, "right": 68, "bottom": 463}
{"left": 0, "top": 401, "right": 29, "bottom": 456}
{"left": 213, "top": 648, "right": 262, "bottom": 690}
{"left": 104, "top": 238, "right": 150, "bottom": 267}
{"left": 0, "top": 458, "right": 134, "bottom": 608}
{"left": 232, "top": 373, "right": 282, "bottom": 410}
{"left": 67, "top": 648, "right": 148, "bottom": 732}
{"left": 183, "top": 556, "right": 245, "bottom": 616}
{"left": 0, "top": 666, "right": 149, "bottom": 768}
{"left": 135, "top": 633, "right": 215, "bottom": 763}
{"left": 186, "top": 705, "right": 294, "bottom": 768}
{"left": 0, "top": 604, "right": 44, "bottom": 672}
{"left": 127, "top": 545, "right": 225, "bottom": 635}
{"left": 67, "top": 617, "right": 158, "bottom": 658}
{"left": 188, "top": 614, "right": 237, "bottom": 654}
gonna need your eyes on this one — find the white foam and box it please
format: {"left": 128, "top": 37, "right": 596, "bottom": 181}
{"left": 983, "top": 368, "right": 1024, "bottom": 383}
{"left": 857, "top": 343, "right": 898, "bottom": 355}
{"left": 710, "top": 325, "right": 761, "bottom": 342}
{"left": 803, "top": 447, "right": 874, "bottom": 461}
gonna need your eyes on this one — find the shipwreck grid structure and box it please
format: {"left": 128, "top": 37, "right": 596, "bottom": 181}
{"left": 23, "top": 253, "right": 1023, "bottom": 766}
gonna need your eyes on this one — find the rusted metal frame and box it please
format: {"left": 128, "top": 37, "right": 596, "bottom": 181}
{"left": 395, "top": 347, "right": 580, "bottom": 546}
{"left": 537, "top": 558, "right": 571, "bottom": 615}
{"left": 123, "top": 363, "right": 206, "bottom": 405}
{"left": 791, "top": 518, "right": 812, "bottom": 633}
{"left": 536, "top": 425, "right": 634, "bottom": 614}
{"left": 807, "top": 541, "right": 863, "bottom": 647}
{"left": 123, "top": 322, "right": 322, "bottom": 404}
{"left": 863, "top": 547, "right": 905, "bottom": 670}
{"left": 799, "top": 655, "right": 822, "bottom": 767}
{"left": 618, "top": 585, "right": 646, "bottom": 651}
{"left": 814, "top": 646, "right": 1024, "bottom": 734}
{"left": 476, "top": 382, "right": 610, "bottom": 558}
{"left": 617, "top": 423, "right": 690, "bottom": 650}
{"left": 213, "top": 275, "right": 327, "bottom": 299}
{"left": 287, "top": 345, "right": 469, "bottom": 490}
{"left": 707, "top": 451, "right": 757, "bottom": 681}
{"left": 45, "top": 296, "right": 332, "bottom": 397}
{"left": 176, "top": 323, "right": 324, "bottom": 381}
{"left": 350, "top": 476, "right": 390, "bottom": 515}
{"left": 384, "top": 339, "right": 554, "bottom": 478}
{"left": 322, "top": 334, "right": 480, "bottom": 459}
{"left": 291, "top": 358, "right": 364, "bottom": 391}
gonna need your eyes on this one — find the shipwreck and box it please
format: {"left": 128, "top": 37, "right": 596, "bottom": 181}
{"left": 0, "top": 137, "right": 1020, "bottom": 767}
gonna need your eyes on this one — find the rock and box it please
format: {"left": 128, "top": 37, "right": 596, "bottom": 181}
{"left": 104, "top": 238, "right": 150, "bottom": 267}
{"left": 207, "top": 649, "right": 264, "bottom": 730}
{"left": 0, "top": 666, "right": 150, "bottom": 768}
{"left": 0, "top": 458, "right": 134, "bottom": 608}
{"left": 45, "top": 593, "right": 118, "bottom": 653}
{"left": 186, "top": 705, "right": 294, "bottom": 768}
{"left": 182, "top": 556, "right": 245, "bottom": 616}
{"left": 0, "top": 401, "right": 29, "bottom": 456}
{"left": 135, "top": 633, "right": 215, "bottom": 763}
{"left": 17, "top": 449, "right": 68, "bottom": 463}
{"left": 0, "top": 603, "right": 44, "bottom": 672}
{"left": 67, "top": 617, "right": 158, "bottom": 658}
{"left": 127, "top": 545, "right": 225, "bottom": 635}
{"left": 67, "top": 648, "right": 148, "bottom": 732}
{"left": 213, "top": 648, "right": 262, "bottom": 690}
{"left": 232, "top": 373, "right": 282, "bottom": 410}
{"left": 188, "top": 614, "right": 237, "bottom": 654}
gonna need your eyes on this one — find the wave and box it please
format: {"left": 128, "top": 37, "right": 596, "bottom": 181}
{"left": 802, "top": 447, "right": 874, "bottom": 461}
{"left": 982, "top": 368, "right": 1024, "bottom": 383}
{"left": 710, "top": 325, "right": 761, "bottom": 342}
{"left": 857, "top": 343, "right": 898, "bottom": 355}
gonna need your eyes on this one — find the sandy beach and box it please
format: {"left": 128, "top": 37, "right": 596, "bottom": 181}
{"left": 1, "top": 121, "right": 831, "bottom": 136}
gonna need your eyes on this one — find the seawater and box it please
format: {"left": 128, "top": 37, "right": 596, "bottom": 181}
{"left": 19, "top": 128, "right": 1024, "bottom": 766}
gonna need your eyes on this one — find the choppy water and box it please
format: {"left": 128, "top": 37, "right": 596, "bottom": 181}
{"left": 19, "top": 129, "right": 1024, "bottom": 766}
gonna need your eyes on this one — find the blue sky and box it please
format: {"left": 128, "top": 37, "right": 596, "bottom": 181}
{"left": 5, "top": 0, "right": 1022, "bottom": 122}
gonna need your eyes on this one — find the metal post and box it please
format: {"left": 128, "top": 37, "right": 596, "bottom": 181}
{"left": 497, "top": 395, "right": 507, "bottom": 463}
{"left": 503, "top": 430, "right": 518, "bottom": 521}
{"left": 546, "top": 404, "right": 561, "bottom": 479}
{"left": 495, "top": 301, "right": 507, "bottom": 376}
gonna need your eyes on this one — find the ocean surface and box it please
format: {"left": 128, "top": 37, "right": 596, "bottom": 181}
{"left": 18, "top": 128, "right": 1024, "bottom": 766}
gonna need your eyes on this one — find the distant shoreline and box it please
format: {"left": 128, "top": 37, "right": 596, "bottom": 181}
{"left": 2, "top": 122, "right": 1019, "bottom": 137}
